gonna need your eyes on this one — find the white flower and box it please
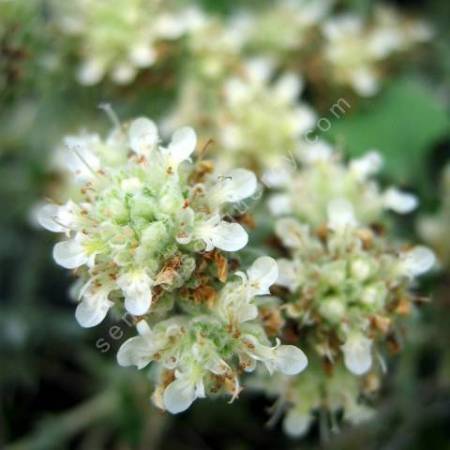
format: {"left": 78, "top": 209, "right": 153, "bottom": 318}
{"left": 77, "top": 58, "right": 105, "bottom": 85}
{"left": 242, "top": 335, "right": 308, "bottom": 376}
{"left": 283, "top": 408, "right": 312, "bottom": 438}
{"left": 273, "top": 344, "right": 308, "bottom": 375}
{"left": 383, "top": 187, "right": 418, "bottom": 214}
{"left": 75, "top": 283, "right": 114, "bottom": 328}
{"left": 399, "top": 246, "right": 435, "bottom": 278}
{"left": 129, "top": 44, "right": 156, "bottom": 67}
{"left": 297, "top": 139, "right": 334, "bottom": 165}
{"left": 196, "top": 214, "right": 248, "bottom": 252}
{"left": 274, "top": 72, "right": 302, "bottom": 103}
{"left": 117, "top": 270, "right": 153, "bottom": 315}
{"left": 37, "top": 201, "right": 75, "bottom": 233}
{"left": 209, "top": 169, "right": 257, "bottom": 205}
{"left": 162, "top": 127, "right": 197, "bottom": 168}
{"left": 327, "top": 198, "right": 358, "bottom": 230}
{"left": 111, "top": 63, "right": 136, "bottom": 85}
{"left": 117, "top": 320, "right": 155, "bottom": 369}
{"left": 53, "top": 235, "right": 90, "bottom": 269}
{"left": 275, "top": 217, "right": 306, "bottom": 249}
{"left": 261, "top": 166, "right": 292, "bottom": 188}
{"left": 244, "top": 57, "right": 275, "bottom": 84}
{"left": 163, "top": 371, "right": 206, "bottom": 414}
{"left": 62, "top": 135, "right": 101, "bottom": 181}
{"left": 267, "top": 194, "right": 292, "bottom": 216}
{"left": 244, "top": 256, "right": 279, "bottom": 297}
{"left": 341, "top": 333, "right": 373, "bottom": 375}
{"left": 350, "top": 151, "right": 383, "bottom": 181}
{"left": 276, "top": 258, "right": 301, "bottom": 291}
{"left": 128, "top": 117, "right": 159, "bottom": 156}
{"left": 351, "top": 68, "right": 379, "bottom": 97}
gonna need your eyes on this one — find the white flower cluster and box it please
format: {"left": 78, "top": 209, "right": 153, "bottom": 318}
{"left": 118, "top": 257, "right": 307, "bottom": 413}
{"left": 165, "top": 57, "right": 316, "bottom": 174}
{"left": 38, "top": 117, "right": 309, "bottom": 414}
{"left": 274, "top": 201, "right": 435, "bottom": 376}
{"left": 268, "top": 146, "right": 419, "bottom": 227}
{"left": 37, "top": 117, "right": 257, "bottom": 327}
{"left": 231, "top": 0, "right": 331, "bottom": 59}
{"left": 322, "top": 6, "right": 433, "bottom": 96}
{"left": 55, "top": 0, "right": 196, "bottom": 85}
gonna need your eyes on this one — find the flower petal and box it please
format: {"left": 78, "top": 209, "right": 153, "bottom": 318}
{"left": 400, "top": 246, "right": 435, "bottom": 278}
{"left": 342, "top": 333, "right": 372, "bottom": 375}
{"left": 383, "top": 187, "right": 418, "bottom": 214}
{"left": 37, "top": 203, "right": 66, "bottom": 232}
{"left": 216, "top": 168, "right": 257, "bottom": 203}
{"left": 167, "top": 127, "right": 197, "bottom": 165}
{"left": 77, "top": 59, "right": 104, "bottom": 85}
{"left": 274, "top": 72, "right": 302, "bottom": 103}
{"left": 124, "top": 290, "right": 152, "bottom": 316}
{"left": 75, "top": 297, "right": 112, "bottom": 328}
{"left": 247, "top": 256, "right": 279, "bottom": 296}
{"left": 163, "top": 377, "right": 196, "bottom": 414}
{"left": 118, "top": 271, "right": 153, "bottom": 315}
{"left": 283, "top": 409, "right": 312, "bottom": 438}
{"left": 274, "top": 345, "right": 308, "bottom": 375}
{"left": 129, "top": 117, "right": 158, "bottom": 155}
{"left": 350, "top": 151, "right": 383, "bottom": 180}
{"left": 276, "top": 258, "right": 300, "bottom": 291}
{"left": 275, "top": 218, "right": 306, "bottom": 248}
{"left": 327, "top": 198, "right": 358, "bottom": 230}
{"left": 53, "top": 239, "right": 88, "bottom": 269}
{"left": 267, "top": 194, "right": 292, "bottom": 216}
{"left": 198, "top": 219, "right": 249, "bottom": 252}
{"left": 117, "top": 336, "right": 153, "bottom": 369}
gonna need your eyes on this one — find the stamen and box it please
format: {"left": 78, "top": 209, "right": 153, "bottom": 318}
{"left": 98, "top": 102, "right": 121, "bottom": 129}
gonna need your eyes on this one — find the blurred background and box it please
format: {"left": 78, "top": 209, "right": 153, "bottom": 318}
{"left": 0, "top": 0, "right": 449, "bottom": 449}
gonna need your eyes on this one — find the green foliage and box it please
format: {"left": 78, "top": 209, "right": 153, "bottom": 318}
{"left": 327, "top": 79, "right": 449, "bottom": 184}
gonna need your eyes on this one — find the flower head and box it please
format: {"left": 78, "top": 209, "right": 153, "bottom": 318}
{"left": 38, "top": 117, "right": 256, "bottom": 327}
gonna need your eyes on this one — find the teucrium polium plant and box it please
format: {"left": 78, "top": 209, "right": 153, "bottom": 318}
{"left": 37, "top": 116, "right": 307, "bottom": 413}
{"left": 32, "top": 0, "right": 438, "bottom": 438}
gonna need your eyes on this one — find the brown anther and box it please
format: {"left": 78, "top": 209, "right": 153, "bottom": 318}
{"left": 235, "top": 213, "right": 256, "bottom": 229}
{"left": 213, "top": 251, "right": 228, "bottom": 283}
{"left": 315, "top": 224, "right": 329, "bottom": 242}
{"left": 395, "top": 297, "right": 411, "bottom": 315}
{"left": 260, "top": 307, "right": 285, "bottom": 337}
{"left": 363, "top": 373, "right": 381, "bottom": 393}
{"left": 193, "top": 285, "right": 217, "bottom": 308}
{"left": 371, "top": 315, "right": 391, "bottom": 334}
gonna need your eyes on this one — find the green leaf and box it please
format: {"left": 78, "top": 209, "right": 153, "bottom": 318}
{"left": 325, "top": 79, "right": 449, "bottom": 184}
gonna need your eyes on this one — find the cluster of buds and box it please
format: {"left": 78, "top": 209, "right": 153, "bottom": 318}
{"left": 54, "top": 0, "right": 197, "bottom": 85}
{"left": 418, "top": 164, "right": 450, "bottom": 269}
{"left": 37, "top": 117, "right": 258, "bottom": 326}
{"left": 118, "top": 256, "right": 307, "bottom": 413}
{"left": 267, "top": 146, "right": 419, "bottom": 227}
{"left": 321, "top": 6, "right": 432, "bottom": 96}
